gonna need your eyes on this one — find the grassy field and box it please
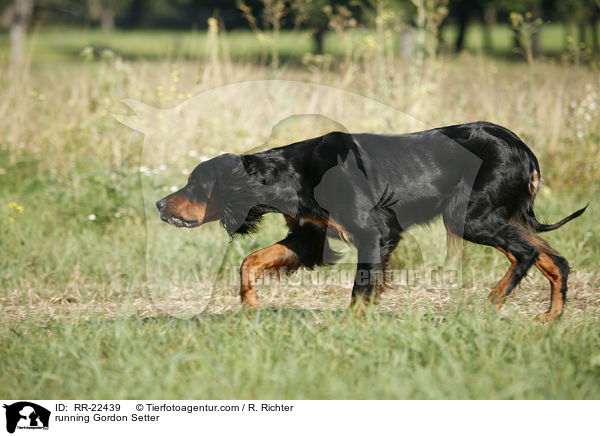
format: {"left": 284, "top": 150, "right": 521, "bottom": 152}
{"left": 0, "top": 23, "right": 597, "bottom": 66}
{"left": 0, "top": 28, "right": 599, "bottom": 399}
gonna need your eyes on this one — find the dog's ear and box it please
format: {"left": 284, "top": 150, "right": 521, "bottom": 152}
{"left": 215, "top": 153, "right": 243, "bottom": 174}
{"left": 211, "top": 153, "right": 244, "bottom": 189}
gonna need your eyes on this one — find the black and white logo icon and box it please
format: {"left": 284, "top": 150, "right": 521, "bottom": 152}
{"left": 3, "top": 402, "right": 50, "bottom": 434}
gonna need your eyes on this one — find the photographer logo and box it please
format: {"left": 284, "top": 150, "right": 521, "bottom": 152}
{"left": 3, "top": 402, "right": 50, "bottom": 433}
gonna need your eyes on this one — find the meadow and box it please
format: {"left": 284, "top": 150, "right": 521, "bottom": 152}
{"left": 0, "top": 26, "right": 599, "bottom": 399}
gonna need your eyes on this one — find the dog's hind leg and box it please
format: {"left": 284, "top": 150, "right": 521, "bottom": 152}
{"left": 525, "top": 235, "right": 570, "bottom": 323}
{"left": 452, "top": 217, "right": 540, "bottom": 307}
{"left": 487, "top": 247, "right": 517, "bottom": 305}
{"left": 445, "top": 189, "right": 570, "bottom": 321}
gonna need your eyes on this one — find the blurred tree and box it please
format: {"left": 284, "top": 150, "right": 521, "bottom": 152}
{"left": 446, "top": 0, "right": 501, "bottom": 53}
{"left": 9, "top": 0, "right": 32, "bottom": 67}
{"left": 100, "top": 0, "right": 114, "bottom": 31}
{"left": 592, "top": 2, "right": 599, "bottom": 52}
{"left": 120, "top": 0, "right": 144, "bottom": 28}
{"left": 292, "top": 0, "right": 364, "bottom": 54}
{"left": 291, "top": 0, "right": 330, "bottom": 54}
{"left": 87, "top": 0, "right": 114, "bottom": 31}
{"left": 481, "top": 1, "right": 496, "bottom": 51}
{"left": 451, "top": 0, "right": 478, "bottom": 52}
{"left": 555, "top": 0, "right": 596, "bottom": 50}
{"left": 490, "top": 0, "right": 540, "bottom": 53}
{"left": 238, "top": 0, "right": 288, "bottom": 67}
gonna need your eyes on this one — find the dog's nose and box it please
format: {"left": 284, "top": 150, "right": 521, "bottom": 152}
{"left": 156, "top": 199, "right": 167, "bottom": 212}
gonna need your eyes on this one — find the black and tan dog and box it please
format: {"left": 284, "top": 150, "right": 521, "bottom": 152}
{"left": 156, "top": 122, "right": 586, "bottom": 321}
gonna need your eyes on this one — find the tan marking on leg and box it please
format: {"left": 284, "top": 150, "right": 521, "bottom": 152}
{"left": 533, "top": 252, "right": 564, "bottom": 323}
{"left": 525, "top": 235, "right": 566, "bottom": 323}
{"left": 239, "top": 243, "right": 299, "bottom": 308}
{"left": 488, "top": 247, "right": 517, "bottom": 307}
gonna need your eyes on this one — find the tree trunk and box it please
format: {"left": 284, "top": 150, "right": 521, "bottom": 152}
{"left": 512, "top": 27, "right": 521, "bottom": 50}
{"left": 587, "top": 3, "right": 599, "bottom": 52}
{"left": 591, "top": 13, "right": 599, "bottom": 53}
{"left": 313, "top": 27, "right": 326, "bottom": 54}
{"left": 455, "top": 8, "right": 468, "bottom": 52}
{"left": 399, "top": 27, "right": 414, "bottom": 59}
{"left": 531, "top": 1, "right": 542, "bottom": 57}
{"left": 10, "top": 0, "right": 32, "bottom": 68}
{"left": 101, "top": 0, "right": 114, "bottom": 32}
{"left": 123, "top": 0, "right": 144, "bottom": 28}
{"left": 579, "top": 22, "right": 586, "bottom": 47}
{"left": 482, "top": 5, "right": 496, "bottom": 52}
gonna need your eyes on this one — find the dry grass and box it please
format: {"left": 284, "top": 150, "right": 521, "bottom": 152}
{"left": 2, "top": 270, "right": 599, "bottom": 323}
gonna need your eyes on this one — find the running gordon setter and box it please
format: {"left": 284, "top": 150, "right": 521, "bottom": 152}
{"left": 156, "top": 121, "right": 586, "bottom": 322}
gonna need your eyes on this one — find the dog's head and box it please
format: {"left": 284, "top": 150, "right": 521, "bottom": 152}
{"left": 156, "top": 153, "right": 239, "bottom": 228}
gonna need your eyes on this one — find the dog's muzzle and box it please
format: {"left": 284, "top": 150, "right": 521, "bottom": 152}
{"left": 156, "top": 199, "right": 198, "bottom": 228}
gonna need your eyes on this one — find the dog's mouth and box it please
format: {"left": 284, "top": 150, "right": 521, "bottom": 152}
{"left": 160, "top": 214, "right": 199, "bottom": 228}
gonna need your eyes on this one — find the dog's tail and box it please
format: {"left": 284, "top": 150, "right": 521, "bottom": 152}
{"left": 526, "top": 204, "right": 588, "bottom": 233}
{"left": 522, "top": 158, "right": 587, "bottom": 233}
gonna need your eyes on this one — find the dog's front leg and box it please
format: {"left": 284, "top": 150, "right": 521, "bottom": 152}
{"left": 350, "top": 235, "right": 384, "bottom": 314}
{"left": 239, "top": 240, "right": 301, "bottom": 308}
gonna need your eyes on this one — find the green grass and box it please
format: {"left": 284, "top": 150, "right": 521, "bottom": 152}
{"left": 440, "top": 22, "right": 597, "bottom": 55}
{"left": 1, "top": 26, "right": 599, "bottom": 399}
{"left": 0, "top": 28, "right": 317, "bottom": 65}
{"left": 0, "top": 23, "right": 596, "bottom": 67}
{"left": 1, "top": 118, "right": 598, "bottom": 399}
{"left": 2, "top": 308, "right": 600, "bottom": 399}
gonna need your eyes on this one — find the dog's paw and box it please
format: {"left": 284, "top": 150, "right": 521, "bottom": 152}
{"left": 535, "top": 311, "right": 562, "bottom": 324}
